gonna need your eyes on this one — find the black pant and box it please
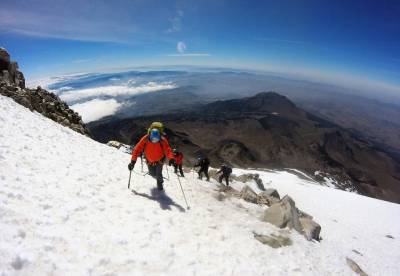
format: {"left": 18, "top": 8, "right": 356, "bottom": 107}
{"left": 147, "top": 163, "right": 164, "bottom": 190}
{"left": 219, "top": 174, "right": 230, "bottom": 186}
{"left": 198, "top": 166, "right": 209, "bottom": 181}
{"left": 174, "top": 164, "right": 184, "bottom": 177}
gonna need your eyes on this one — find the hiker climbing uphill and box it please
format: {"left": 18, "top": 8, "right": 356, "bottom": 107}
{"left": 172, "top": 148, "right": 184, "bottom": 177}
{"left": 217, "top": 164, "right": 232, "bottom": 186}
{"left": 194, "top": 156, "right": 210, "bottom": 181}
{"left": 128, "top": 122, "right": 175, "bottom": 191}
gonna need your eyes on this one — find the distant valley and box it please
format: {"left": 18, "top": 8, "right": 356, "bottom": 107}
{"left": 88, "top": 92, "right": 400, "bottom": 204}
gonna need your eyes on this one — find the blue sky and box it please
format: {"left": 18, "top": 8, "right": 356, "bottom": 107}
{"left": 1, "top": 0, "right": 400, "bottom": 93}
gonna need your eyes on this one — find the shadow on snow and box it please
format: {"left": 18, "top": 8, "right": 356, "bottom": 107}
{"left": 131, "top": 187, "right": 186, "bottom": 212}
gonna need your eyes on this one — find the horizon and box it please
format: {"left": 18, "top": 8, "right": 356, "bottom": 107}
{"left": 1, "top": 0, "right": 400, "bottom": 99}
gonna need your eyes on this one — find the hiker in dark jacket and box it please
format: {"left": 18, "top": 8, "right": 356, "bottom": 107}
{"left": 128, "top": 122, "right": 175, "bottom": 191}
{"left": 194, "top": 156, "right": 210, "bottom": 181}
{"left": 217, "top": 164, "right": 232, "bottom": 186}
{"left": 172, "top": 148, "right": 184, "bottom": 177}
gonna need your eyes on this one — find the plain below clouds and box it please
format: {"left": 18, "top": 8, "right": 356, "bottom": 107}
{"left": 71, "top": 99, "right": 121, "bottom": 123}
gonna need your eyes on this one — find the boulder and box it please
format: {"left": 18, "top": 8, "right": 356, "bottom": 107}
{"left": 46, "top": 102, "right": 56, "bottom": 112}
{"left": 15, "top": 71, "right": 25, "bottom": 89}
{"left": 240, "top": 185, "right": 258, "bottom": 203}
{"left": 255, "top": 177, "right": 266, "bottom": 191}
{"left": 257, "top": 192, "right": 280, "bottom": 206}
{"left": 61, "top": 118, "right": 69, "bottom": 126}
{"left": 299, "top": 217, "right": 321, "bottom": 241}
{"left": 8, "top": 61, "right": 18, "bottom": 81}
{"left": 262, "top": 195, "right": 303, "bottom": 233}
{"left": 346, "top": 257, "right": 368, "bottom": 276}
{"left": 1, "top": 70, "right": 11, "bottom": 84}
{"left": 18, "top": 96, "right": 33, "bottom": 110}
{"left": 253, "top": 232, "right": 292, "bottom": 248}
{"left": 261, "top": 188, "right": 280, "bottom": 199}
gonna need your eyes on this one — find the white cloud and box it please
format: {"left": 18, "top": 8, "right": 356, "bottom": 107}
{"left": 58, "top": 86, "right": 74, "bottom": 91}
{"left": 72, "top": 59, "right": 93, "bottom": 64}
{"left": 60, "top": 81, "right": 177, "bottom": 102}
{"left": 167, "top": 53, "right": 210, "bottom": 57}
{"left": 177, "top": 41, "right": 187, "bottom": 53}
{"left": 71, "top": 99, "right": 121, "bottom": 123}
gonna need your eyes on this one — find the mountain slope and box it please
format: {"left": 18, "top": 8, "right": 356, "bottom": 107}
{"left": 1, "top": 95, "right": 400, "bottom": 275}
{"left": 89, "top": 92, "right": 400, "bottom": 203}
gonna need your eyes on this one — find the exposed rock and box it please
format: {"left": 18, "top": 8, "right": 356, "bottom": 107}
{"left": 257, "top": 192, "right": 280, "bottom": 206}
{"left": 298, "top": 209, "right": 313, "bottom": 219}
{"left": 352, "top": 249, "right": 363, "bottom": 256}
{"left": 385, "top": 234, "right": 394, "bottom": 239}
{"left": 8, "top": 62, "right": 18, "bottom": 82}
{"left": 0, "top": 48, "right": 10, "bottom": 71}
{"left": 346, "top": 257, "right": 368, "bottom": 276}
{"left": 240, "top": 185, "right": 258, "bottom": 203}
{"left": 0, "top": 48, "right": 91, "bottom": 137}
{"left": 232, "top": 173, "right": 266, "bottom": 191}
{"left": 254, "top": 175, "right": 266, "bottom": 191}
{"left": 262, "top": 188, "right": 280, "bottom": 199}
{"left": 262, "top": 195, "right": 303, "bottom": 233}
{"left": 299, "top": 217, "right": 321, "bottom": 241}
{"left": 262, "top": 195, "right": 322, "bottom": 241}
{"left": 253, "top": 232, "right": 292, "bottom": 248}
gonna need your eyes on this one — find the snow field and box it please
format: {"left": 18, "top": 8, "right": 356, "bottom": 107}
{"left": 1, "top": 95, "right": 400, "bottom": 275}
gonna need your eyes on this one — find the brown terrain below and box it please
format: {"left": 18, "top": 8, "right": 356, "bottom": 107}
{"left": 89, "top": 92, "right": 400, "bottom": 203}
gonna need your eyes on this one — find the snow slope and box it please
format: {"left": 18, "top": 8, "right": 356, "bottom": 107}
{"left": 1, "top": 95, "right": 400, "bottom": 276}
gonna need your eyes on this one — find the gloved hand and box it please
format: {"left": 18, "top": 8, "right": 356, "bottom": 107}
{"left": 169, "top": 159, "right": 176, "bottom": 166}
{"left": 128, "top": 160, "right": 136, "bottom": 171}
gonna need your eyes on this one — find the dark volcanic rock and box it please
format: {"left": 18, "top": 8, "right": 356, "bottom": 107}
{"left": 0, "top": 48, "right": 11, "bottom": 71}
{"left": 0, "top": 48, "right": 90, "bottom": 137}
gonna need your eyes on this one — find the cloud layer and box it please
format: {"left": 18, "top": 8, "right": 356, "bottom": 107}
{"left": 71, "top": 99, "right": 121, "bottom": 123}
{"left": 59, "top": 81, "right": 177, "bottom": 102}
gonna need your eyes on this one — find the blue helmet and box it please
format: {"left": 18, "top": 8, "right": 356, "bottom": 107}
{"left": 149, "top": 128, "right": 161, "bottom": 143}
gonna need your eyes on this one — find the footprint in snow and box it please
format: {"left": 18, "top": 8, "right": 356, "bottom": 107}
{"left": 11, "top": 255, "right": 28, "bottom": 270}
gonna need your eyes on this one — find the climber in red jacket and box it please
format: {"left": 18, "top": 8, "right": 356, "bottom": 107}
{"left": 128, "top": 123, "right": 175, "bottom": 191}
{"left": 172, "top": 148, "right": 184, "bottom": 177}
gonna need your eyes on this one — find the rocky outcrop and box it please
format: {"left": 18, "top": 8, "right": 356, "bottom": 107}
{"left": 216, "top": 175, "right": 321, "bottom": 241}
{"left": 253, "top": 232, "right": 292, "bottom": 248}
{"left": 262, "top": 195, "right": 303, "bottom": 233}
{"left": 262, "top": 195, "right": 321, "bottom": 241}
{"left": 0, "top": 48, "right": 25, "bottom": 89}
{"left": 346, "top": 257, "right": 368, "bottom": 276}
{"left": 0, "top": 48, "right": 90, "bottom": 136}
{"left": 240, "top": 185, "right": 258, "bottom": 203}
{"left": 299, "top": 217, "right": 321, "bottom": 241}
{"left": 233, "top": 173, "right": 266, "bottom": 190}
{"left": 262, "top": 188, "right": 280, "bottom": 199}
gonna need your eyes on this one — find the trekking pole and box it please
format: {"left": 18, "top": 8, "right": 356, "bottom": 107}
{"left": 166, "top": 164, "right": 170, "bottom": 180}
{"left": 128, "top": 170, "right": 132, "bottom": 189}
{"left": 177, "top": 173, "right": 190, "bottom": 209}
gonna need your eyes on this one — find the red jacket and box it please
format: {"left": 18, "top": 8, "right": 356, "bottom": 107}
{"left": 131, "top": 134, "right": 174, "bottom": 163}
{"left": 174, "top": 152, "right": 183, "bottom": 165}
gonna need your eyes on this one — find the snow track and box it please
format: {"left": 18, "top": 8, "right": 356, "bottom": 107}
{"left": 1, "top": 95, "right": 400, "bottom": 275}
